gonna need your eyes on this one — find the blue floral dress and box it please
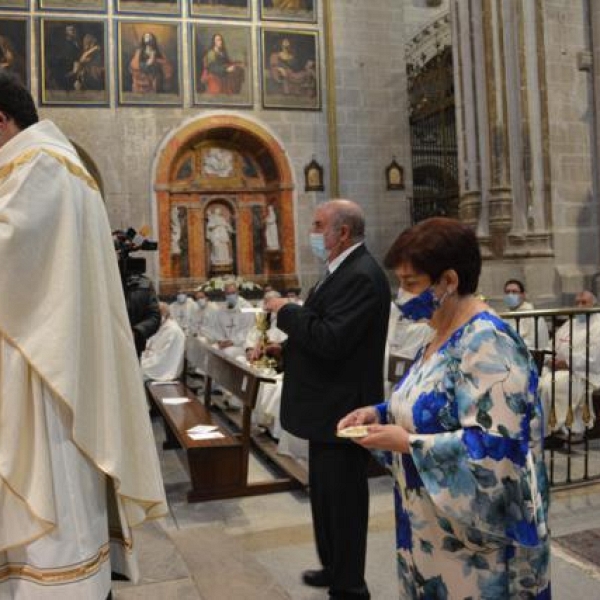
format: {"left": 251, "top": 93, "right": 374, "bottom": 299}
{"left": 376, "top": 312, "right": 550, "bottom": 599}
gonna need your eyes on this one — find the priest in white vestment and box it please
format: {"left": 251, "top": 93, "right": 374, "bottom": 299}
{"left": 169, "top": 292, "right": 197, "bottom": 336}
{"left": 186, "top": 289, "right": 219, "bottom": 375}
{"left": 0, "top": 73, "right": 167, "bottom": 600}
{"left": 203, "top": 282, "right": 255, "bottom": 358}
{"left": 539, "top": 291, "right": 600, "bottom": 434}
{"left": 142, "top": 303, "right": 186, "bottom": 382}
{"left": 502, "top": 278, "right": 549, "bottom": 350}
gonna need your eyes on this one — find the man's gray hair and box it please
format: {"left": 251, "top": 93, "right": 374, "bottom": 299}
{"left": 581, "top": 290, "right": 598, "bottom": 305}
{"left": 264, "top": 290, "right": 281, "bottom": 300}
{"left": 328, "top": 199, "right": 365, "bottom": 244}
{"left": 159, "top": 301, "right": 170, "bottom": 318}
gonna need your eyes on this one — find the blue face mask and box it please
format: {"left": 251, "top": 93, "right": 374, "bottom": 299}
{"left": 225, "top": 293, "right": 237, "bottom": 308}
{"left": 399, "top": 287, "right": 441, "bottom": 321}
{"left": 176, "top": 293, "right": 187, "bottom": 304}
{"left": 310, "top": 233, "right": 329, "bottom": 262}
{"left": 504, "top": 293, "right": 521, "bottom": 309}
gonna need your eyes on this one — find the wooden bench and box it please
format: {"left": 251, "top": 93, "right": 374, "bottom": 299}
{"left": 175, "top": 339, "right": 306, "bottom": 501}
{"left": 146, "top": 381, "right": 245, "bottom": 502}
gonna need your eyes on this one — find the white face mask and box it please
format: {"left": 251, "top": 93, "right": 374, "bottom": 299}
{"left": 396, "top": 288, "right": 416, "bottom": 307}
{"left": 504, "top": 293, "right": 521, "bottom": 309}
{"left": 197, "top": 298, "right": 207, "bottom": 309}
{"left": 176, "top": 293, "right": 187, "bottom": 304}
{"left": 225, "top": 293, "right": 237, "bottom": 308}
{"left": 310, "top": 232, "right": 329, "bottom": 262}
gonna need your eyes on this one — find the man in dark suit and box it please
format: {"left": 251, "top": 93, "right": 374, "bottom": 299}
{"left": 266, "top": 199, "right": 390, "bottom": 599}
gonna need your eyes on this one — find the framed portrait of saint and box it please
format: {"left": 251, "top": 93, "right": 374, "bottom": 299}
{"left": 117, "top": 21, "right": 182, "bottom": 106}
{"left": 0, "top": 1, "right": 29, "bottom": 9}
{"left": 40, "top": 18, "right": 109, "bottom": 106}
{"left": 38, "top": 0, "right": 107, "bottom": 12}
{"left": 260, "top": 28, "right": 320, "bottom": 110}
{"left": 260, "top": 0, "right": 317, "bottom": 24}
{"left": 189, "top": 0, "right": 251, "bottom": 20}
{"left": 191, "top": 24, "right": 252, "bottom": 107}
{"left": 0, "top": 17, "right": 29, "bottom": 89}
{"left": 115, "top": 0, "right": 181, "bottom": 15}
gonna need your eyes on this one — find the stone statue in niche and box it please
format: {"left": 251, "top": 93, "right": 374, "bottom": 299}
{"left": 264, "top": 204, "right": 280, "bottom": 251}
{"left": 170, "top": 205, "right": 181, "bottom": 255}
{"left": 206, "top": 207, "right": 233, "bottom": 267}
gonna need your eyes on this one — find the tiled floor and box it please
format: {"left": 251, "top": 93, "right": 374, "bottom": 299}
{"left": 113, "top": 420, "right": 600, "bottom": 599}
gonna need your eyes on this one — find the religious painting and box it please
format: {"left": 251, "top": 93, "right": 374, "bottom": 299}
{"left": 0, "top": 17, "right": 29, "bottom": 89}
{"left": 40, "top": 18, "right": 109, "bottom": 106}
{"left": 191, "top": 24, "right": 252, "bottom": 107}
{"left": 260, "top": 28, "right": 320, "bottom": 110}
{"left": 304, "top": 156, "right": 323, "bottom": 191}
{"left": 260, "top": 0, "right": 317, "bottom": 23}
{"left": 117, "top": 21, "right": 182, "bottom": 106}
{"left": 189, "top": 0, "right": 250, "bottom": 20}
{"left": 115, "top": 0, "right": 180, "bottom": 15}
{"left": 38, "top": 0, "right": 107, "bottom": 12}
{"left": 386, "top": 157, "right": 405, "bottom": 190}
{"left": 0, "top": 1, "right": 29, "bottom": 9}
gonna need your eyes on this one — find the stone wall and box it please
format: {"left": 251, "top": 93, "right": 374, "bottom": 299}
{"left": 2, "top": 0, "right": 422, "bottom": 292}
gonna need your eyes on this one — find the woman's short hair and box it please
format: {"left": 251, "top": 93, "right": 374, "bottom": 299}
{"left": 384, "top": 217, "right": 481, "bottom": 295}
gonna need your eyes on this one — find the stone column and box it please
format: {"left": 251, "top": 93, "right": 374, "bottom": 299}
{"left": 451, "top": 0, "right": 552, "bottom": 257}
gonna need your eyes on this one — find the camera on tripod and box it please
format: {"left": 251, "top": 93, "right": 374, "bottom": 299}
{"left": 113, "top": 227, "right": 158, "bottom": 277}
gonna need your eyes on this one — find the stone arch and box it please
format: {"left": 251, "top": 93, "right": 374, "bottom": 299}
{"left": 71, "top": 141, "right": 104, "bottom": 196}
{"left": 153, "top": 114, "right": 297, "bottom": 295}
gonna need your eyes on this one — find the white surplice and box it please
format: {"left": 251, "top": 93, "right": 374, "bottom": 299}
{"left": 539, "top": 314, "right": 600, "bottom": 433}
{"left": 142, "top": 317, "right": 186, "bottom": 381}
{"left": 0, "top": 121, "right": 167, "bottom": 597}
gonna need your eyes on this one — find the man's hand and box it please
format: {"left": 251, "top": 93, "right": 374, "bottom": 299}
{"left": 217, "top": 340, "right": 234, "bottom": 350}
{"left": 264, "top": 297, "right": 290, "bottom": 314}
{"left": 247, "top": 342, "right": 263, "bottom": 362}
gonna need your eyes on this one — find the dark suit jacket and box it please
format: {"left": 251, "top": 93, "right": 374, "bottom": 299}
{"left": 277, "top": 245, "right": 390, "bottom": 442}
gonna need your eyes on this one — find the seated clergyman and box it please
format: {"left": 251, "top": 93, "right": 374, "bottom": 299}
{"left": 141, "top": 302, "right": 186, "bottom": 382}
{"left": 539, "top": 290, "right": 600, "bottom": 434}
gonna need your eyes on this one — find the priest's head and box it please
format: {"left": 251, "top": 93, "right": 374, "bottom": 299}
{"left": 0, "top": 71, "right": 38, "bottom": 149}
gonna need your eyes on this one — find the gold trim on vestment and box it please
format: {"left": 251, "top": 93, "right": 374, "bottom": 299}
{"left": 109, "top": 527, "right": 134, "bottom": 551}
{"left": 0, "top": 543, "right": 109, "bottom": 585}
{"left": 0, "top": 148, "right": 99, "bottom": 191}
{"left": 0, "top": 331, "right": 166, "bottom": 550}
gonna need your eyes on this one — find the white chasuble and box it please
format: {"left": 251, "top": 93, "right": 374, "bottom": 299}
{"left": 0, "top": 121, "right": 167, "bottom": 597}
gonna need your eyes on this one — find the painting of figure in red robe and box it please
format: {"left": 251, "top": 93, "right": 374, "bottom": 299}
{"left": 192, "top": 24, "right": 252, "bottom": 107}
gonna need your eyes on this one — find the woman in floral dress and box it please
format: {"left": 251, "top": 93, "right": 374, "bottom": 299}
{"left": 339, "top": 218, "right": 550, "bottom": 599}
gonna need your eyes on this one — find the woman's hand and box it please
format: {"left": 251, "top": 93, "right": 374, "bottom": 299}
{"left": 356, "top": 424, "right": 410, "bottom": 454}
{"left": 337, "top": 406, "right": 379, "bottom": 431}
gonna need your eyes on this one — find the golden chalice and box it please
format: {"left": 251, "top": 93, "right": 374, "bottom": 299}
{"left": 252, "top": 311, "right": 277, "bottom": 371}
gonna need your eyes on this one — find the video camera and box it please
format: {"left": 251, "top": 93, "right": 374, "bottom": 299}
{"left": 113, "top": 227, "right": 158, "bottom": 278}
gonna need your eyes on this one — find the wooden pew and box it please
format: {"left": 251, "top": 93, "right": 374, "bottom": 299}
{"left": 175, "top": 339, "right": 306, "bottom": 501}
{"left": 146, "top": 381, "right": 245, "bottom": 502}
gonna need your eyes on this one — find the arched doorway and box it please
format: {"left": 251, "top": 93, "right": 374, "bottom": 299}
{"left": 154, "top": 115, "right": 297, "bottom": 295}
